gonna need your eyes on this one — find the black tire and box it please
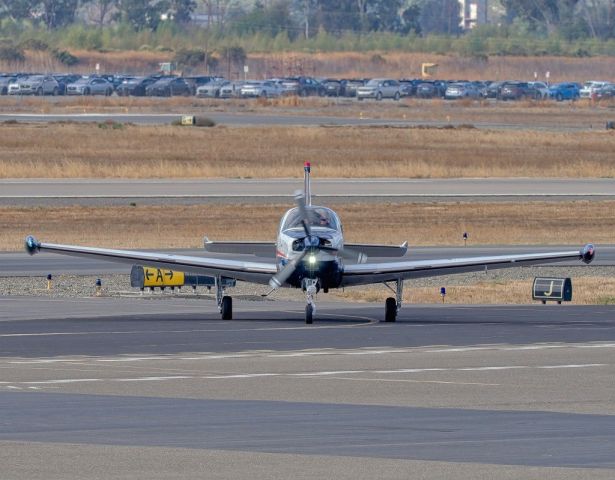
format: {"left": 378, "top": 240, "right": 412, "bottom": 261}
{"left": 37, "top": 88, "right": 43, "bottom": 96}
{"left": 221, "top": 296, "right": 233, "bottom": 320}
{"left": 376, "top": 91, "right": 383, "bottom": 101}
{"left": 260, "top": 91, "right": 267, "bottom": 98}
{"left": 358, "top": 97, "right": 364, "bottom": 101}
{"left": 299, "top": 89, "right": 307, "bottom": 97}
{"left": 105, "top": 88, "right": 112, "bottom": 96}
{"left": 84, "top": 88, "right": 90, "bottom": 96}
{"left": 305, "top": 304, "right": 313, "bottom": 324}
{"left": 384, "top": 297, "right": 397, "bottom": 322}
{"left": 556, "top": 93, "right": 563, "bottom": 102}
{"left": 52, "top": 87, "right": 59, "bottom": 96}
{"left": 394, "top": 92, "right": 400, "bottom": 101}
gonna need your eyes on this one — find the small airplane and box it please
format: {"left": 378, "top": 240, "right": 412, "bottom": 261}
{"left": 25, "top": 162, "right": 595, "bottom": 324}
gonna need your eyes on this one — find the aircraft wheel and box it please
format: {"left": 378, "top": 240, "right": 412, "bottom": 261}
{"left": 384, "top": 297, "right": 397, "bottom": 322}
{"left": 221, "top": 295, "right": 233, "bottom": 320}
{"left": 305, "top": 304, "right": 313, "bottom": 324}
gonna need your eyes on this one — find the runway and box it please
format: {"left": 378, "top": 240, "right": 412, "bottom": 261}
{"left": 3, "top": 245, "right": 614, "bottom": 276}
{"left": 1, "top": 178, "right": 614, "bottom": 205}
{"left": 1, "top": 296, "right": 614, "bottom": 478}
{"left": 0, "top": 112, "right": 598, "bottom": 131}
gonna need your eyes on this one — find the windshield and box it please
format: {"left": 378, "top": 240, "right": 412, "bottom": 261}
{"left": 365, "top": 80, "right": 381, "bottom": 86}
{"left": 282, "top": 207, "right": 339, "bottom": 231}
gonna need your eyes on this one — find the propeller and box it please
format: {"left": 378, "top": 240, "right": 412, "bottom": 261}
{"left": 268, "top": 192, "right": 368, "bottom": 290}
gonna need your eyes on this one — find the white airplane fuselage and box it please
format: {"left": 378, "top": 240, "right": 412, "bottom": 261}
{"left": 276, "top": 206, "right": 345, "bottom": 290}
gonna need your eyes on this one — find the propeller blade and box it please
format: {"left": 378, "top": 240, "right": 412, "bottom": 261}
{"left": 294, "top": 190, "right": 312, "bottom": 238}
{"left": 269, "top": 250, "right": 308, "bottom": 289}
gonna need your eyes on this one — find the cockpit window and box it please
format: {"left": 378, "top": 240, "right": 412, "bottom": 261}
{"left": 282, "top": 207, "right": 339, "bottom": 230}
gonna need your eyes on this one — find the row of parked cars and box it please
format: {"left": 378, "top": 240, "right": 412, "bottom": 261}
{"left": 2, "top": 72, "right": 614, "bottom": 102}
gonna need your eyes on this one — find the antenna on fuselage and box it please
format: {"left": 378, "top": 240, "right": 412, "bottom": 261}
{"left": 304, "top": 161, "right": 312, "bottom": 206}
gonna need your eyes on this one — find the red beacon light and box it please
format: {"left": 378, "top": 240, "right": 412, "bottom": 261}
{"left": 304, "top": 161, "right": 311, "bottom": 172}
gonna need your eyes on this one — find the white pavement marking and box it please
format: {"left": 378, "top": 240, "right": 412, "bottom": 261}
{"left": 5, "top": 363, "right": 608, "bottom": 386}
{"left": 0, "top": 315, "right": 377, "bottom": 338}
{"left": 7, "top": 341, "right": 615, "bottom": 365}
{"left": 318, "top": 377, "right": 502, "bottom": 386}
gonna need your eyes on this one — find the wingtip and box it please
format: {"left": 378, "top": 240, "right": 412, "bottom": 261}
{"left": 580, "top": 243, "right": 595, "bottom": 264}
{"left": 24, "top": 235, "right": 41, "bottom": 256}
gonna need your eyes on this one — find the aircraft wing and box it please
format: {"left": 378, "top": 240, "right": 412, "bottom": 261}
{"left": 25, "top": 236, "right": 277, "bottom": 285}
{"left": 341, "top": 245, "right": 595, "bottom": 287}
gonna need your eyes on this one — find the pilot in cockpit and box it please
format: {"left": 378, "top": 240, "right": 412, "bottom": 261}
{"left": 315, "top": 209, "right": 331, "bottom": 228}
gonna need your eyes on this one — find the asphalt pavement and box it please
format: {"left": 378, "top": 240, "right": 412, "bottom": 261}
{"left": 1, "top": 297, "right": 615, "bottom": 478}
{"left": 0, "top": 111, "right": 599, "bottom": 131}
{"left": 2, "top": 178, "right": 614, "bottom": 206}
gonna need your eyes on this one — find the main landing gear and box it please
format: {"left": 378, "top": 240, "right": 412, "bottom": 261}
{"left": 302, "top": 278, "right": 319, "bottom": 324}
{"left": 215, "top": 276, "right": 233, "bottom": 320}
{"left": 384, "top": 279, "right": 403, "bottom": 322}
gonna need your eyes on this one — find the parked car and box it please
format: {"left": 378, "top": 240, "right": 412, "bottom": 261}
{"left": 499, "top": 81, "right": 540, "bottom": 100}
{"left": 528, "top": 81, "right": 549, "bottom": 100}
{"left": 10, "top": 74, "right": 59, "bottom": 95}
{"left": 416, "top": 81, "right": 447, "bottom": 99}
{"left": 240, "top": 80, "right": 282, "bottom": 98}
{"left": 399, "top": 79, "right": 420, "bottom": 97}
{"left": 0, "top": 75, "right": 19, "bottom": 95}
{"left": 145, "top": 77, "right": 192, "bottom": 97}
{"left": 340, "top": 79, "right": 364, "bottom": 97}
{"left": 116, "top": 76, "right": 157, "bottom": 96}
{"left": 281, "top": 76, "right": 325, "bottom": 96}
{"left": 66, "top": 76, "right": 114, "bottom": 96}
{"left": 53, "top": 74, "right": 81, "bottom": 95}
{"left": 184, "top": 76, "right": 215, "bottom": 95}
{"left": 357, "top": 78, "right": 401, "bottom": 101}
{"left": 321, "top": 79, "right": 342, "bottom": 97}
{"left": 483, "top": 81, "right": 505, "bottom": 99}
{"left": 444, "top": 82, "right": 482, "bottom": 100}
{"left": 196, "top": 79, "right": 230, "bottom": 98}
{"left": 579, "top": 81, "right": 609, "bottom": 99}
{"left": 219, "top": 81, "right": 244, "bottom": 98}
{"left": 548, "top": 82, "right": 581, "bottom": 101}
{"left": 594, "top": 83, "right": 615, "bottom": 100}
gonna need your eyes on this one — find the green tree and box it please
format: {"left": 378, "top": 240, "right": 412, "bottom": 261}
{"left": 0, "top": 0, "right": 37, "bottom": 21}
{"left": 115, "top": 0, "right": 169, "bottom": 30}
{"left": 168, "top": 0, "right": 195, "bottom": 24}
{"left": 501, "top": 0, "right": 582, "bottom": 34}
{"left": 40, "top": 0, "right": 80, "bottom": 28}
{"left": 419, "top": 0, "right": 462, "bottom": 35}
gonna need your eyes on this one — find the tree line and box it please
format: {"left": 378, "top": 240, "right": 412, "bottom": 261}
{"left": 1, "top": 0, "right": 614, "bottom": 42}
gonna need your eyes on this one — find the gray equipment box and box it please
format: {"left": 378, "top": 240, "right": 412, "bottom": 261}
{"left": 532, "top": 277, "right": 572, "bottom": 304}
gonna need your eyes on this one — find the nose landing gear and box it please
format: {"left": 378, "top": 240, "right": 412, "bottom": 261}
{"left": 302, "top": 278, "right": 319, "bottom": 324}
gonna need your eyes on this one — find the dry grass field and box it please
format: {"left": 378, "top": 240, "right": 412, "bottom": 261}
{"left": 1, "top": 123, "right": 615, "bottom": 178}
{"left": 6, "top": 50, "right": 615, "bottom": 81}
{"left": 2, "top": 201, "right": 613, "bottom": 251}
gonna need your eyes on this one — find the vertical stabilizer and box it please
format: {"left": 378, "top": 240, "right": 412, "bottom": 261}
{"left": 304, "top": 161, "right": 312, "bottom": 206}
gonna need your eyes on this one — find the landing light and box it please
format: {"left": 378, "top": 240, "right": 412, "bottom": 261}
{"left": 308, "top": 254, "right": 317, "bottom": 265}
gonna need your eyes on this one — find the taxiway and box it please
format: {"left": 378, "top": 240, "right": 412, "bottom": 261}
{"left": 0, "top": 297, "right": 614, "bottom": 478}
{"left": 1, "top": 178, "right": 614, "bottom": 206}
